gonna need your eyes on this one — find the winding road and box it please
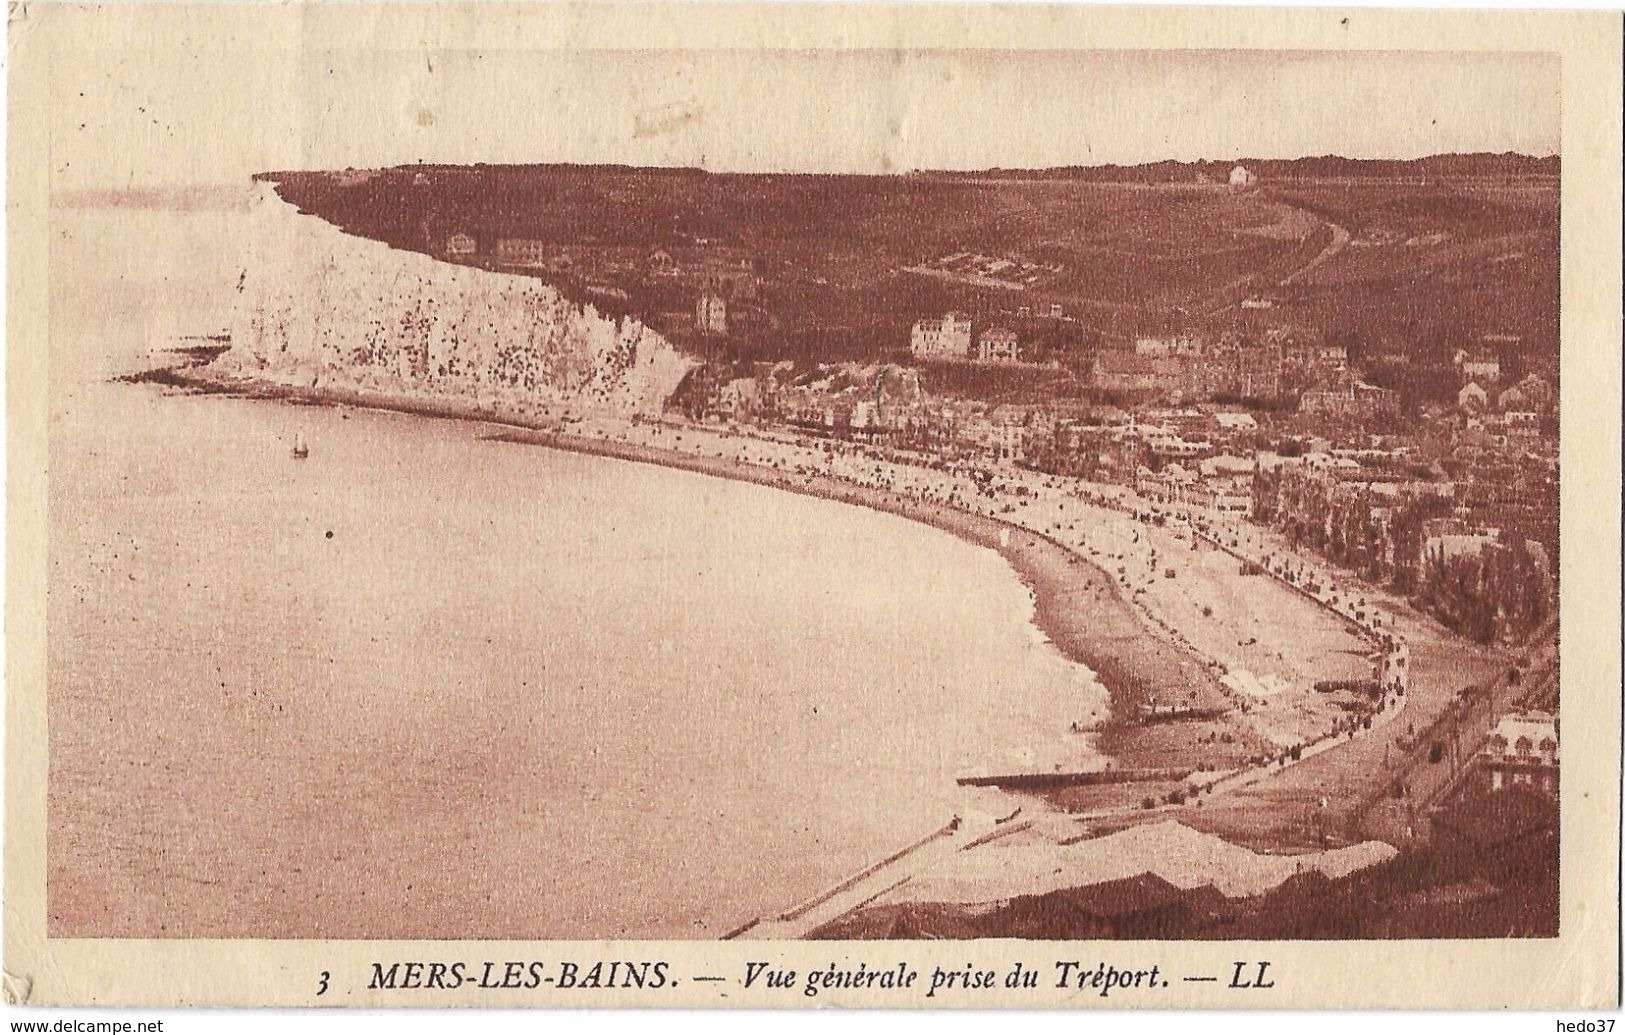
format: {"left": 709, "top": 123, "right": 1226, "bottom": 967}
{"left": 1202, "top": 196, "right": 1352, "bottom": 316}
{"left": 1279, "top": 216, "right": 1352, "bottom": 286}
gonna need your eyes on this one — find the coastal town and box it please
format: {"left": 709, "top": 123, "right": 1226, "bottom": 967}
{"left": 605, "top": 313, "right": 1555, "bottom": 939}
{"left": 177, "top": 156, "right": 1560, "bottom": 938}
{"left": 694, "top": 315, "right": 1558, "bottom": 654}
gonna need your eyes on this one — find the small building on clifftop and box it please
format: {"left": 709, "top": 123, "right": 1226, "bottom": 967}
{"left": 696, "top": 291, "right": 728, "bottom": 337}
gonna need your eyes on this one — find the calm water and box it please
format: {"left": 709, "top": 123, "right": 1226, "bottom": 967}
{"left": 46, "top": 202, "right": 1106, "bottom": 938}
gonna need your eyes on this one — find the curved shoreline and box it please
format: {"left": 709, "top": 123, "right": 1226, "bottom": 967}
{"left": 145, "top": 363, "right": 1258, "bottom": 772}
{"left": 499, "top": 424, "right": 1249, "bottom": 766}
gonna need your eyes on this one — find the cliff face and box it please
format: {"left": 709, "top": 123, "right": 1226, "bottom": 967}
{"left": 218, "top": 183, "right": 692, "bottom": 418}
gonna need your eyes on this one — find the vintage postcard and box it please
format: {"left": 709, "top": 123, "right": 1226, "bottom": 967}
{"left": 5, "top": 0, "right": 1621, "bottom": 1011}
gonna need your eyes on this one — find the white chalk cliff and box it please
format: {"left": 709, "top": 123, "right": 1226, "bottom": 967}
{"left": 217, "top": 182, "right": 693, "bottom": 417}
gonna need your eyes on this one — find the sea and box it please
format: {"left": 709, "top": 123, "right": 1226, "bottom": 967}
{"left": 45, "top": 195, "right": 1107, "bottom": 938}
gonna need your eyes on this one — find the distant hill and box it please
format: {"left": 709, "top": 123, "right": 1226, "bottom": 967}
{"left": 947, "top": 153, "right": 1560, "bottom": 183}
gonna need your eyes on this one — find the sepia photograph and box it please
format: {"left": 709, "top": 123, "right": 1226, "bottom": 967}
{"left": 5, "top": 0, "right": 1621, "bottom": 1013}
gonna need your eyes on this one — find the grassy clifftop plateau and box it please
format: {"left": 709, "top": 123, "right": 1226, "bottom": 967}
{"left": 260, "top": 157, "right": 1557, "bottom": 374}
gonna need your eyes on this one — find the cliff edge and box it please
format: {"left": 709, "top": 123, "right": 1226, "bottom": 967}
{"left": 216, "top": 183, "right": 693, "bottom": 418}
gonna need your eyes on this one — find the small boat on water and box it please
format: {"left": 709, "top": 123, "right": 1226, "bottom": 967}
{"left": 290, "top": 432, "right": 310, "bottom": 460}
